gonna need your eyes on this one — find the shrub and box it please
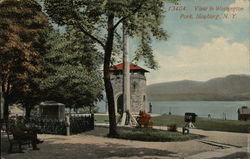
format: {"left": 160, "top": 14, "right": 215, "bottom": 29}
{"left": 114, "top": 127, "right": 202, "bottom": 142}
{"left": 136, "top": 110, "right": 153, "bottom": 128}
{"left": 167, "top": 124, "right": 177, "bottom": 132}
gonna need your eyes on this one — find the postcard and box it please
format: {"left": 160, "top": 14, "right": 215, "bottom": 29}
{"left": 0, "top": 0, "right": 249, "bottom": 159}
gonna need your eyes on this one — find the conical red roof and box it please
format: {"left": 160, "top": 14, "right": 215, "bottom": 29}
{"left": 109, "top": 63, "right": 149, "bottom": 72}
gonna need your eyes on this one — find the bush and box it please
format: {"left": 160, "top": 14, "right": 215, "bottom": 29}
{"left": 167, "top": 124, "right": 177, "bottom": 132}
{"left": 114, "top": 127, "right": 202, "bottom": 142}
{"left": 136, "top": 110, "right": 153, "bottom": 128}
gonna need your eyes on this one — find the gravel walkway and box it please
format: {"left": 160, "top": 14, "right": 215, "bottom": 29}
{"left": 1, "top": 126, "right": 249, "bottom": 159}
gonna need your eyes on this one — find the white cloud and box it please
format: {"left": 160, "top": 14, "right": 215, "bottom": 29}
{"left": 207, "top": 25, "right": 230, "bottom": 35}
{"left": 224, "top": 0, "right": 250, "bottom": 21}
{"left": 229, "top": 0, "right": 249, "bottom": 9}
{"left": 147, "top": 37, "right": 249, "bottom": 84}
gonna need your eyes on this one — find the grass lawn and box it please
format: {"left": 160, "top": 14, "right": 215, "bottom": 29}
{"left": 95, "top": 114, "right": 109, "bottom": 123}
{"left": 114, "top": 127, "right": 202, "bottom": 142}
{"left": 152, "top": 115, "right": 250, "bottom": 133}
{"left": 95, "top": 114, "right": 250, "bottom": 133}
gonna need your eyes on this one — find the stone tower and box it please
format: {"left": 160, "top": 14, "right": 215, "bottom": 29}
{"left": 109, "top": 63, "right": 149, "bottom": 115}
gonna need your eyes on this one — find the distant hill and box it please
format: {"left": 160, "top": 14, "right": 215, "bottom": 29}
{"left": 147, "top": 74, "right": 250, "bottom": 101}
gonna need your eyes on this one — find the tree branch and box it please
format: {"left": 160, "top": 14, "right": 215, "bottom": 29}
{"left": 113, "top": 1, "right": 146, "bottom": 30}
{"left": 72, "top": 12, "right": 105, "bottom": 49}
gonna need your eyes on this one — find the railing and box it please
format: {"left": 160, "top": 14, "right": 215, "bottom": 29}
{"left": 28, "top": 114, "right": 94, "bottom": 135}
{"left": 70, "top": 115, "right": 94, "bottom": 134}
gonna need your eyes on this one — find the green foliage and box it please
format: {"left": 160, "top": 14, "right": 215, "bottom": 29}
{"left": 151, "top": 115, "right": 186, "bottom": 127}
{"left": 44, "top": 0, "right": 178, "bottom": 135}
{"left": 152, "top": 115, "right": 250, "bottom": 133}
{"left": 115, "top": 127, "right": 201, "bottom": 142}
{"left": 195, "top": 117, "right": 250, "bottom": 133}
{"left": 40, "top": 28, "right": 103, "bottom": 109}
{"left": 44, "top": 0, "right": 178, "bottom": 69}
{"left": 0, "top": 0, "right": 50, "bottom": 113}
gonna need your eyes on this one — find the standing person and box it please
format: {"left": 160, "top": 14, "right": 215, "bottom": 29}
{"left": 208, "top": 114, "right": 211, "bottom": 119}
{"left": 149, "top": 102, "right": 152, "bottom": 113}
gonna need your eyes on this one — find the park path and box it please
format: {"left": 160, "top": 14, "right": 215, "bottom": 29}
{"left": 153, "top": 125, "right": 249, "bottom": 148}
{"left": 1, "top": 125, "right": 249, "bottom": 159}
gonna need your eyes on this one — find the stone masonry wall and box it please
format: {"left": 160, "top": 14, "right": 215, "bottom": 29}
{"left": 110, "top": 72, "right": 147, "bottom": 115}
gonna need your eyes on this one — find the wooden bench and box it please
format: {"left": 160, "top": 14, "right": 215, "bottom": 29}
{"left": 6, "top": 121, "right": 32, "bottom": 153}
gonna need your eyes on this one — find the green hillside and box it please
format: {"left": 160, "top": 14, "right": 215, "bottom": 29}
{"left": 147, "top": 75, "right": 250, "bottom": 101}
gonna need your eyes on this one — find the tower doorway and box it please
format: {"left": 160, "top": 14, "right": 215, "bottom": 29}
{"left": 117, "top": 94, "right": 124, "bottom": 115}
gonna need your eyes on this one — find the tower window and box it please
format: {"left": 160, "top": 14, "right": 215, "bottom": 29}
{"left": 133, "top": 81, "right": 136, "bottom": 89}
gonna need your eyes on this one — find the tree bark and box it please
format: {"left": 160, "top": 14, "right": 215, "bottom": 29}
{"left": 103, "top": 14, "right": 117, "bottom": 136}
{"left": 103, "top": 73, "right": 117, "bottom": 136}
{"left": 25, "top": 105, "right": 32, "bottom": 119}
{"left": 3, "top": 80, "right": 10, "bottom": 121}
{"left": 3, "top": 99, "right": 9, "bottom": 121}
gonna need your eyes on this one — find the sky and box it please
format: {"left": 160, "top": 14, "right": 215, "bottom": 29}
{"left": 129, "top": 0, "right": 250, "bottom": 85}
{"left": 38, "top": 0, "right": 249, "bottom": 85}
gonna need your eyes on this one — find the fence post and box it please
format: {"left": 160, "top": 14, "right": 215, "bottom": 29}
{"left": 91, "top": 113, "right": 94, "bottom": 130}
{"left": 65, "top": 115, "right": 70, "bottom": 136}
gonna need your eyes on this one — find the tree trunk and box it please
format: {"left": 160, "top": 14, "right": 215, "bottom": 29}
{"left": 25, "top": 105, "right": 32, "bottom": 119}
{"left": 3, "top": 97, "right": 9, "bottom": 121}
{"left": 104, "top": 72, "right": 117, "bottom": 136}
{"left": 104, "top": 13, "right": 117, "bottom": 136}
{"left": 3, "top": 79, "right": 10, "bottom": 121}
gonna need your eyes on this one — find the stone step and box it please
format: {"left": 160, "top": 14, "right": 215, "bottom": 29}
{"left": 186, "top": 147, "right": 248, "bottom": 159}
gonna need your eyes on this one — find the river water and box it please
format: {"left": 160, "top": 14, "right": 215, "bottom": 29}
{"left": 149, "top": 101, "right": 250, "bottom": 120}
{"left": 97, "top": 101, "right": 250, "bottom": 120}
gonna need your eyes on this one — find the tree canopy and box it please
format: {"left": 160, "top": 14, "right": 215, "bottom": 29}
{"left": 40, "top": 28, "right": 103, "bottom": 111}
{"left": 44, "top": 0, "right": 178, "bottom": 136}
{"left": 45, "top": 0, "right": 178, "bottom": 68}
{"left": 0, "top": 0, "right": 50, "bottom": 117}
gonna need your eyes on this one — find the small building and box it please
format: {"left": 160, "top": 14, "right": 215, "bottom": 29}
{"left": 39, "top": 101, "right": 65, "bottom": 121}
{"left": 238, "top": 106, "right": 250, "bottom": 121}
{"left": 109, "top": 63, "right": 149, "bottom": 115}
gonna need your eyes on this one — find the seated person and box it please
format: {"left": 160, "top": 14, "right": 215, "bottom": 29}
{"left": 13, "top": 117, "right": 43, "bottom": 150}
